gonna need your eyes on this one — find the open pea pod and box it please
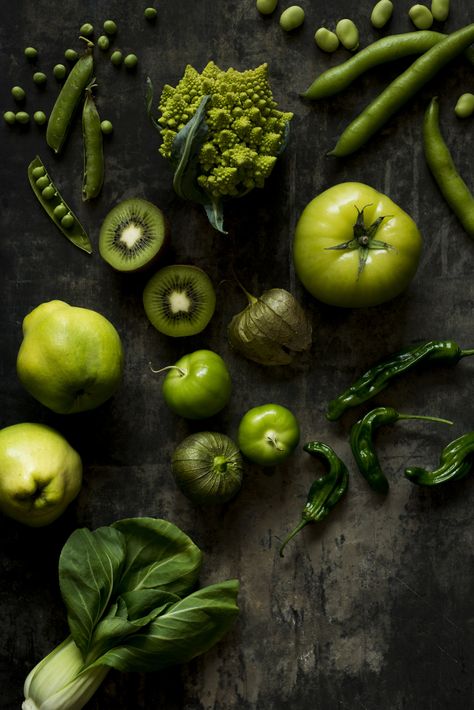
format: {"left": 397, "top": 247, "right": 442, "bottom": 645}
{"left": 28, "top": 155, "right": 92, "bottom": 254}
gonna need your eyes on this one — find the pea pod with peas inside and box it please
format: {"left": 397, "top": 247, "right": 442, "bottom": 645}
{"left": 405, "top": 431, "right": 474, "bottom": 486}
{"left": 82, "top": 81, "right": 104, "bottom": 201}
{"left": 27, "top": 156, "right": 92, "bottom": 254}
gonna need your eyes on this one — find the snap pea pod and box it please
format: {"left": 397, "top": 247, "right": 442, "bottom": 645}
{"left": 82, "top": 82, "right": 104, "bottom": 201}
{"left": 350, "top": 407, "right": 452, "bottom": 494}
{"left": 329, "top": 23, "right": 474, "bottom": 157}
{"left": 46, "top": 45, "right": 94, "bottom": 154}
{"left": 423, "top": 97, "right": 474, "bottom": 238}
{"left": 279, "top": 441, "right": 348, "bottom": 557}
{"left": 405, "top": 431, "right": 474, "bottom": 485}
{"left": 28, "top": 156, "right": 92, "bottom": 254}
{"left": 326, "top": 340, "right": 474, "bottom": 421}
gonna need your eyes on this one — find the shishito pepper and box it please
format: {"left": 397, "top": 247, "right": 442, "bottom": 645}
{"left": 405, "top": 431, "right": 474, "bottom": 486}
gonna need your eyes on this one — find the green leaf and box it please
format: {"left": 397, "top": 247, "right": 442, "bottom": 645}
{"left": 111, "top": 518, "right": 203, "bottom": 598}
{"left": 59, "top": 526, "right": 126, "bottom": 659}
{"left": 91, "top": 580, "right": 239, "bottom": 672}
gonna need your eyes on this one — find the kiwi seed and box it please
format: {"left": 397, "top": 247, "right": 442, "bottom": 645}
{"left": 99, "top": 197, "right": 168, "bottom": 272}
{"left": 143, "top": 264, "right": 216, "bottom": 337}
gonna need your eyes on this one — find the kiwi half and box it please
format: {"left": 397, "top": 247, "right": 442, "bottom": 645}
{"left": 99, "top": 197, "right": 168, "bottom": 271}
{"left": 143, "top": 264, "right": 216, "bottom": 337}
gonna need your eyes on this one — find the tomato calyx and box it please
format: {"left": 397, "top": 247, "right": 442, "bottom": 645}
{"left": 326, "top": 204, "right": 394, "bottom": 276}
{"left": 266, "top": 432, "right": 284, "bottom": 451}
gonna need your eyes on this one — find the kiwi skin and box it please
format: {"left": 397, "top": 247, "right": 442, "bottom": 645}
{"left": 143, "top": 264, "right": 217, "bottom": 337}
{"left": 99, "top": 197, "right": 169, "bottom": 273}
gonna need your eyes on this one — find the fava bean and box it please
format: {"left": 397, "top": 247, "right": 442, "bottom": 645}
{"left": 11, "top": 86, "right": 26, "bottom": 102}
{"left": 64, "top": 49, "right": 78, "bottom": 62}
{"left": 103, "top": 20, "right": 117, "bottom": 35}
{"left": 15, "top": 111, "right": 30, "bottom": 124}
{"left": 53, "top": 64, "right": 67, "bottom": 80}
{"left": 144, "top": 7, "right": 158, "bottom": 20}
{"left": 97, "top": 35, "right": 110, "bottom": 50}
{"left": 100, "top": 119, "right": 113, "bottom": 134}
{"left": 82, "top": 83, "right": 104, "bottom": 201}
{"left": 409, "top": 4, "right": 433, "bottom": 30}
{"left": 110, "top": 50, "right": 123, "bottom": 66}
{"left": 33, "top": 111, "right": 47, "bottom": 125}
{"left": 33, "top": 72, "right": 47, "bottom": 85}
{"left": 80, "top": 23, "right": 94, "bottom": 36}
{"left": 279, "top": 6, "right": 305, "bottom": 31}
{"left": 124, "top": 53, "right": 138, "bottom": 69}
{"left": 454, "top": 93, "right": 474, "bottom": 119}
{"left": 256, "top": 0, "right": 278, "bottom": 15}
{"left": 3, "top": 111, "right": 16, "bottom": 125}
{"left": 431, "top": 0, "right": 449, "bottom": 22}
{"left": 336, "top": 19, "right": 359, "bottom": 51}
{"left": 24, "top": 47, "right": 38, "bottom": 61}
{"left": 370, "top": 0, "right": 393, "bottom": 29}
{"left": 314, "top": 28, "right": 339, "bottom": 53}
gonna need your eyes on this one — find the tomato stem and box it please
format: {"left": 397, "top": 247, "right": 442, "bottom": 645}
{"left": 149, "top": 363, "right": 187, "bottom": 377}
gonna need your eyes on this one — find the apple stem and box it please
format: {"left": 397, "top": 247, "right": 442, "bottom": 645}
{"left": 149, "top": 363, "right": 186, "bottom": 377}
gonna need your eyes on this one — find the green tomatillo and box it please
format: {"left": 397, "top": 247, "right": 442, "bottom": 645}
{"left": 151, "top": 349, "right": 232, "bottom": 419}
{"left": 237, "top": 403, "right": 300, "bottom": 466}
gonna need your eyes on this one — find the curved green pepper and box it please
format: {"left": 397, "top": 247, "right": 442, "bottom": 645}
{"left": 405, "top": 431, "right": 474, "bottom": 485}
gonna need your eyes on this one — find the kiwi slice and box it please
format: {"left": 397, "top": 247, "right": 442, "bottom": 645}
{"left": 99, "top": 197, "right": 168, "bottom": 271}
{"left": 143, "top": 264, "right": 216, "bottom": 337}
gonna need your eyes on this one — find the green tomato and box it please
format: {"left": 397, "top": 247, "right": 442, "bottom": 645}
{"left": 157, "top": 349, "right": 232, "bottom": 419}
{"left": 293, "top": 182, "right": 422, "bottom": 308}
{"left": 237, "top": 403, "right": 300, "bottom": 466}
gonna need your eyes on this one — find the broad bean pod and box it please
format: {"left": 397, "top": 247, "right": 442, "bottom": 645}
{"left": 423, "top": 97, "right": 474, "bottom": 238}
{"left": 82, "top": 82, "right": 104, "bottom": 201}
{"left": 329, "top": 23, "right": 474, "bottom": 156}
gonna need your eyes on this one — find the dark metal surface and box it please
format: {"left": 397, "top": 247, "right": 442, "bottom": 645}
{"left": 1, "top": 1, "right": 473, "bottom": 708}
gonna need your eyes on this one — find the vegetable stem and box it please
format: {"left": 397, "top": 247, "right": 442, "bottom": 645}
{"left": 398, "top": 413, "right": 453, "bottom": 425}
{"left": 149, "top": 363, "right": 187, "bottom": 377}
{"left": 279, "top": 520, "right": 308, "bottom": 557}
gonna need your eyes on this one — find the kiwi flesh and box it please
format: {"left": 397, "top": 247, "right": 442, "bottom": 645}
{"left": 143, "top": 264, "right": 216, "bottom": 337}
{"left": 99, "top": 197, "right": 168, "bottom": 272}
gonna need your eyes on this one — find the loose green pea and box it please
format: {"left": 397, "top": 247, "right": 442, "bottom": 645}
{"left": 64, "top": 48, "right": 79, "bottom": 62}
{"left": 100, "top": 119, "right": 113, "bottom": 134}
{"left": 42, "top": 185, "right": 56, "bottom": 200}
{"left": 36, "top": 175, "right": 50, "bottom": 189}
{"left": 32, "top": 166, "right": 45, "bottom": 178}
{"left": 24, "top": 46, "right": 38, "bottom": 61}
{"left": 11, "top": 86, "right": 26, "bottom": 102}
{"left": 3, "top": 111, "right": 16, "bottom": 125}
{"left": 144, "top": 7, "right": 158, "bottom": 20}
{"left": 279, "top": 5, "right": 305, "bottom": 31}
{"left": 408, "top": 5, "right": 433, "bottom": 29}
{"left": 15, "top": 111, "right": 30, "bottom": 124}
{"left": 61, "top": 213, "right": 75, "bottom": 229}
{"left": 256, "top": 0, "right": 278, "bottom": 15}
{"left": 110, "top": 50, "right": 123, "bottom": 66}
{"left": 124, "top": 53, "right": 138, "bottom": 69}
{"left": 454, "top": 93, "right": 474, "bottom": 119}
{"left": 314, "top": 27, "right": 340, "bottom": 52}
{"left": 431, "top": 0, "right": 449, "bottom": 22}
{"left": 33, "top": 72, "right": 47, "bottom": 85}
{"left": 80, "top": 23, "right": 94, "bottom": 36}
{"left": 53, "top": 203, "right": 68, "bottom": 219}
{"left": 34, "top": 111, "right": 47, "bottom": 125}
{"left": 370, "top": 0, "right": 393, "bottom": 29}
{"left": 336, "top": 19, "right": 359, "bottom": 51}
{"left": 97, "top": 35, "right": 110, "bottom": 50}
{"left": 103, "top": 19, "right": 117, "bottom": 35}
{"left": 53, "top": 64, "right": 67, "bottom": 80}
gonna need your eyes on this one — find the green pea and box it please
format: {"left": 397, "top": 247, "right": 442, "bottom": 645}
{"left": 32, "top": 165, "right": 45, "bottom": 178}
{"left": 279, "top": 5, "right": 305, "bottom": 31}
{"left": 65, "top": 48, "right": 79, "bottom": 62}
{"left": 36, "top": 175, "right": 50, "bottom": 189}
{"left": 53, "top": 203, "right": 68, "bottom": 219}
{"left": 97, "top": 35, "right": 110, "bottom": 50}
{"left": 24, "top": 46, "right": 38, "bottom": 61}
{"left": 370, "top": 0, "right": 393, "bottom": 29}
{"left": 454, "top": 93, "right": 474, "bottom": 119}
{"left": 33, "top": 72, "right": 47, "bottom": 85}
{"left": 336, "top": 19, "right": 359, "bottom": 51}
{"left": 100, "top": 119, "right": 113, "bottom": 134}
{"left": 42, "top": 185, "right": 56, "bottom": 200}
{"left": 110, "top": 50, "right": 123, "bottom": 66}
{"left": 3, "top": 111, "right": 16, "bottom": 125}
{"left": 15, "top": 111, "right": 30, "bottom": 124}
{"left": 34, "top": 110, "right": 47, "bottom": 125}
{"left": 314, "top": 28, "right": 339, "bottom": 52}
{"left": 103, "top": 19, "right": 117, "bottom": 35}
{"left": 11, "top": 86, "right": 26, "bottom": 102}
{"left": 80, "top": 23, "right": 94, "bottom": 36}
{"left": 144, "top": 7, "right": 158, "bottom": 20}
{"left": 124, "top": 53, "right": 138, "bottom": 69}
{"left": 408, "top": 5, "right": 433, "bottom": 29}
{"left": 256, "top": 0, "right": 278, "bottom": 15}
{"left": 61, "top": 213, "right": 75, "bottom": 229}
{"left": 431, "top": 0, "right": 449, "bottom": 22}
{"left": 53, "top": 63, "right": 67, "bottom": 80}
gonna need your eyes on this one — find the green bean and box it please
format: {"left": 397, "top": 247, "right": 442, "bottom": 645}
{"left": 97, "top": 35, "right": 110, "bottom": 50}
{"left": 110, "top": 50, "right": 123, "bottom": 66}
{"left": 144, "top": 7, "right": 158, "bottom": 20}
{"left": 124, "top": 53, "right": 138, "bottom": 69}
{"left": 431, "top": 0, "right": 449, "bottom": 22}
{"left": 11, "top": 86, "right": 26, "bottom": 102}
{"left": 454, "top": 93, "right": 474, "bottom": 118}
{"left": 53, "top": 64, "right": 67, "bottom": 80}
{"left": 27, "top": 156, "right": 92, "bottom": 253}
{"left": 15, "top": 111, "right": 30, "bottom": 124}
{"left": 279, "top": 6, "right": 305, "bottom": 31}
{"left": 33, "top": 111, "right": 47, "bottom": 125}
{"left": 256, "top": 0, "right": 278, "bottom": 15}
{"left": 314, "top": 28, "right": 339, "bottom": 53}
{"left": 408, "top": 4, "right": 433, "bottom": 30}
{"left": 336, "top": 19, "right": 359, "bottom": 51}
{"left": 423, "top": 97, "right": 474, "bottom": 238}
{"left": 3, "top": 111, "right": 16, "bottom": 125}
{"left": 329, "top": 23, "right": 474, "bottom": 157}
{"left": 103, "top": 19, "right": 117, "bottom": 35}
{"left": 33, "top": 72, "right": 47, "bottom": 85}
{"left": 24, "top": 47, "right": 38, "bottom": 61}
{"left": 64, "top": 48, "right": 79, "bottom": 62}
{"left": 80, "top": 23, "right": 94, "bottom": 36}
{"left": 82, "top": 82, "right": 104, "bottom": 201}
{"left": 100, "top": 119, "right": 113, "bottom": 134}
{"left": 371, "top": 0, "right": 393, "bottom": 29}
{"left": 46, "top": 47, "right": 94, "bottom": 154}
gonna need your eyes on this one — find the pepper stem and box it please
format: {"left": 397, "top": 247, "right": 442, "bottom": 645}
{"left": 149, "top": 363, "right": 186, "bottom": 377}
{"left": 460, "top": 348, "right": 474, "bottom": 357}
{"left": 398, "top": 413, "right": 453, "bottom": 425}
{"left": 279, "top": 519, "right": 309, "bottom": 557}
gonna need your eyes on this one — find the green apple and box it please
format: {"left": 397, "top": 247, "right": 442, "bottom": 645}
{"left": 0, "top": 422, "right": 82, "bottom": 527}
{"left": 17, "top": 300, "right": 124, "bottom": 414}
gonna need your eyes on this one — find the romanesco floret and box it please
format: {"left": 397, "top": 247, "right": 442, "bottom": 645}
{"left": 158, "top": 61, "right": 293, "bottom": 199}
